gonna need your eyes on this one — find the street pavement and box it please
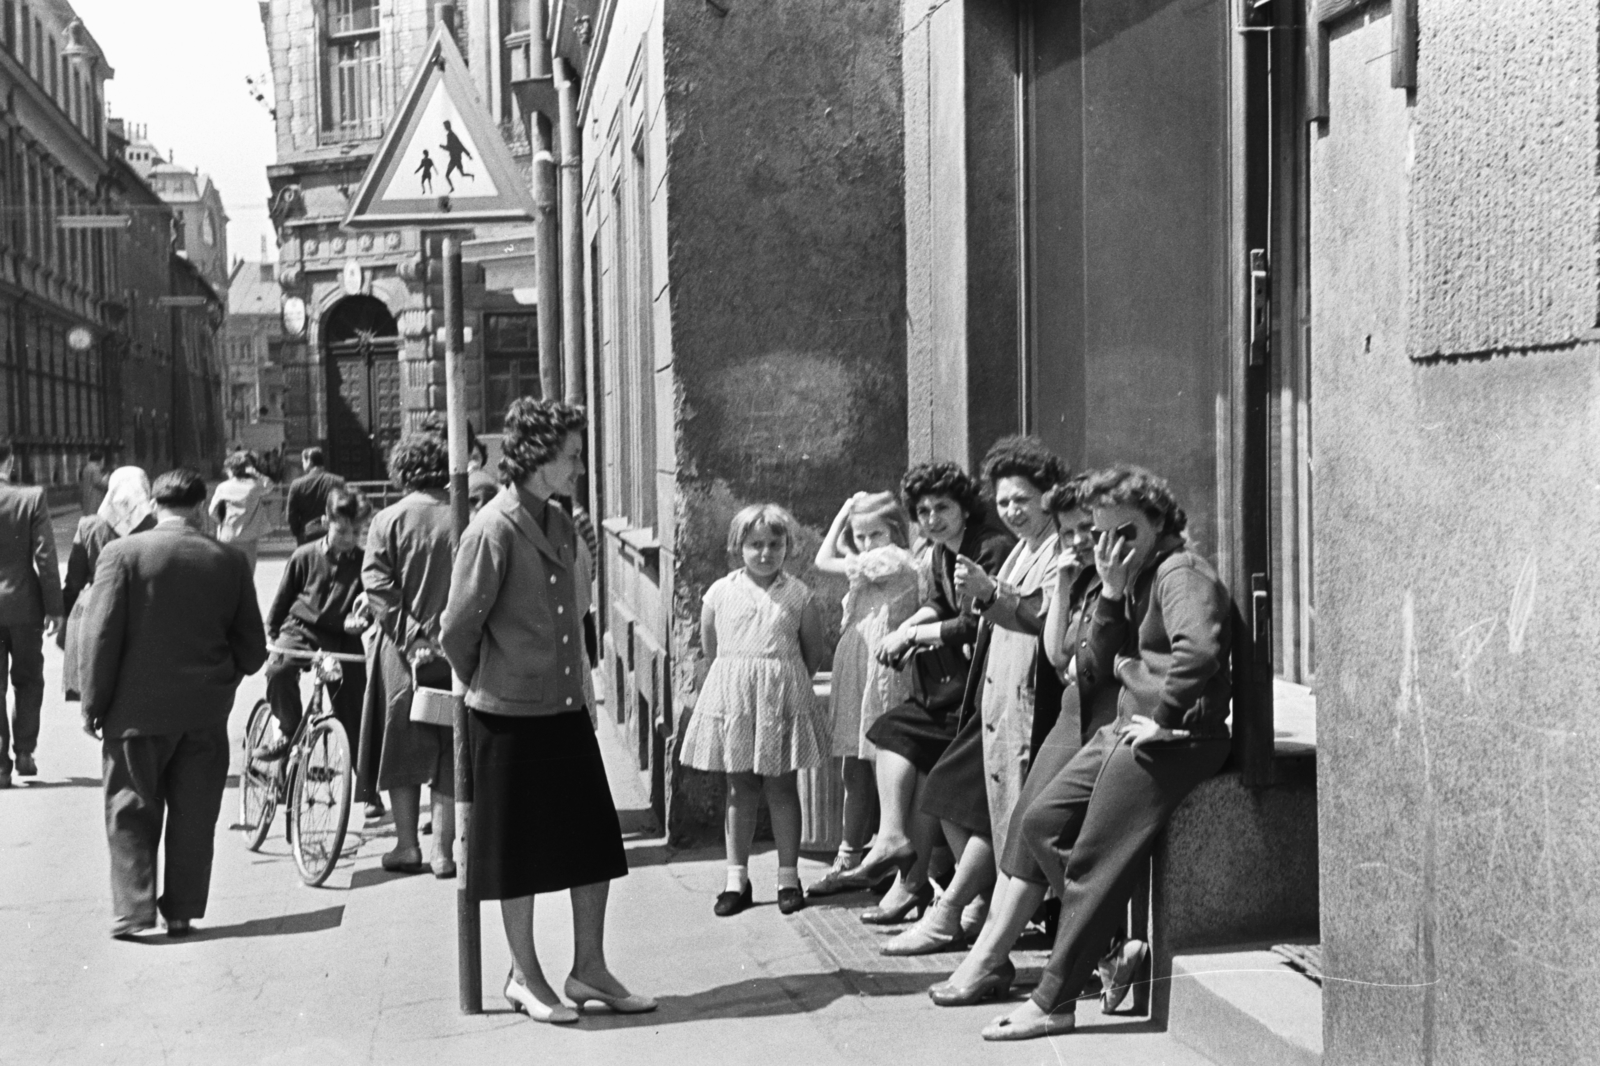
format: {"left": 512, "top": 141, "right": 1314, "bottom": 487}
{"left": 2, "top": 536, "right": 1217, "bottom": 1066}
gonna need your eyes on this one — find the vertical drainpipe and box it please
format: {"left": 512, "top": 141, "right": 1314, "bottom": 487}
{"left": 529, "top": 0, "right": 562, "bottom": 400}
{"left": 555, "top": 55, "right": 585, "bottom": 404}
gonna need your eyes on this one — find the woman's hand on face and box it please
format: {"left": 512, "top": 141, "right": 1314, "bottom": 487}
{"left": 953, "top": 554, "right": 995, "bottom": 602}
{"left": 1095, "top": 531, "right": 1137, "bottom": 600}
{"left": 1118, "top": 714, "right": 1190, "bottom": 749}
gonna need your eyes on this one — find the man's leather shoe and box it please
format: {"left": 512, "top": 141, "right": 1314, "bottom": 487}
{"left": 13, "top": 753, "right": 36, "bottom": 776}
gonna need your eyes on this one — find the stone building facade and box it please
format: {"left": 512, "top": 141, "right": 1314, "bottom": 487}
{"left": 565, "top": 0, "right": 908, "bottom": 835}
{"left": 145, "top": 162, "right": 230, "bottom": 299}
{"left": 261, "top": 0, "right": 541, "bottom": 482}
{"left": 220, "top": 260, "right": 290, "bottom": 455}
{"left": 0, "top": 0, "right": 119, "bottom": 488}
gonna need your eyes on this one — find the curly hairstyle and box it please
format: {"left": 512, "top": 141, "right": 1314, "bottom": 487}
{"left": 222, "top": 450, "right": 258, "bottom": 478}
{"left": 386, "top": 431, "right": 450, "bottom": 491}
{"left": 842, "top": 491, "right": 912, "bottom": 551}
{"left": 325, "top": 486, "right": 373, "bottom": 523}
{"left": 151, "top": 467, "right": 207, "bottom": 508}
{"left": 726, "top": 503, "right": 799, "bottom": 566}
{"left": 1081, "top": 465, "right": 1188, "bottom": 536}
{"left": 499, "top": 398, "right": 587, "bottom": 485}
{"left": 1043, "top": 472, "right": 1093, "bottom": 517}
{"left": 900, "top": 461, "right": 981, "bottom": 518}
{"left": 980, "top": 435, "right": 1068, "bottom": 494}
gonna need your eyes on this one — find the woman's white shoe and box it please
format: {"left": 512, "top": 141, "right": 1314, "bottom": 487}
{"left": 564, "top": 974, "right": 658, "bottom": 1014}
{"left": 505, "top": 971, "right": 580, "bottom": 1024}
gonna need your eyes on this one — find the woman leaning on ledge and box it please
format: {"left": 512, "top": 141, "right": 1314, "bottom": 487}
{"left": 981, "top": 465, "right": 1233, "bottom": 1042}
{"left": 440, "top": 398, "right": 654, "bottom": 1026}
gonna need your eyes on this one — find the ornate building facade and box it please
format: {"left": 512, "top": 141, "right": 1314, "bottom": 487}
{"left": 261, "top": 0, "right": 538, "bottom": 481}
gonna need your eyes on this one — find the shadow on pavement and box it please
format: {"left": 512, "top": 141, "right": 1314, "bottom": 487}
{"left": 195, "top": 905, "right": 345, "bottom": 940}
{"left": 18, "top": 776, "right": 102, "bottom": 789}
{"left": 350, "top": 866, "right": 430, "bottom": 890}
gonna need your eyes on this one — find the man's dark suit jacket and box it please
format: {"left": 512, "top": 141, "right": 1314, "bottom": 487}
{"left": 0, "top": 481, "right": 63, "bottom": 626}
{"left": 81, "top": 518, "right": 268, "bottom": 738}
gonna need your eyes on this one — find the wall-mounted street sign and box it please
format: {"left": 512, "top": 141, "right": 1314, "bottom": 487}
{"left": 282, "top": 296, "right": 308, "bottom": 337}
{"left": 343, "top": 25, "right": 537, "bottom": 228}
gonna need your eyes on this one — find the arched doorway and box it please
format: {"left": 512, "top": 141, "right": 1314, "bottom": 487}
{"left": 323, "top": 295, "right": 401, "bottom": 480}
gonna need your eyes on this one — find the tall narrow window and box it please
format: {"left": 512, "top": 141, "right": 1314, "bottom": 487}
{"left": 323, "top": 0, "right": 383, "bottom": 140}
{"left": 482, "top": 312, "right": 540, "bottom": 430}
{"left": 628, "top": 132, "right": 656, "bottom": 531}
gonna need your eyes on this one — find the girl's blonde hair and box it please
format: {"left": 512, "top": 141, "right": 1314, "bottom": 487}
{"left": 843, "top": 491, "right": 912, "bottom": 551}
{"left": 727, "top": 503, "right": 800, "bottom": 564}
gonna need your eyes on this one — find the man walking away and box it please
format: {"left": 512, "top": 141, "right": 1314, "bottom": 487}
{"left": 286, "top": 446, "right": 345, "bottom": 545}
{"left": 80, "top": 451, "right": 108, "bottom": 515}
{"left": 0, "top": 440, "right": 64, "bottom": 788}
{"left": 82, "top": 468, "right": 267, "bottom": 939}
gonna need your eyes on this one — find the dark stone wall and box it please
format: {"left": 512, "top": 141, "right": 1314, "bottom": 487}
{"left": 657, "top": 0, "right": 908, "bottom": 841}
{"left": 1315, "top": 9, "right": 1600, "bottom": 1063}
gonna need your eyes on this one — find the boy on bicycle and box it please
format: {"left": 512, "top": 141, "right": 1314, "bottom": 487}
{"left": 255, "top": 488, "right": 373, "bottom": 760}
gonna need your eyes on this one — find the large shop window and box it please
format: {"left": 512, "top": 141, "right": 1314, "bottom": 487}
{"left": 482, "top": 312, "right": 540, "bottom": 432}
{"left": 324, "top": 0, "right": 383, "bottom": 140}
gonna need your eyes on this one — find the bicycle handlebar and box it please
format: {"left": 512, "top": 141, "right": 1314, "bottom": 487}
{"left": 267, "top": 644, "right": 367, "bottom": 663}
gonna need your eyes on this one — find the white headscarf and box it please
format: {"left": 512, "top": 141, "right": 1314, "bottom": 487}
{"left": 98, "top": 466, "right": 153, "bottom": 537}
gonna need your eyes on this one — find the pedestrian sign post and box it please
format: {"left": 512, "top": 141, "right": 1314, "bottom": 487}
{"left": 343, "top": 25, "right": 537, "bottom": 228}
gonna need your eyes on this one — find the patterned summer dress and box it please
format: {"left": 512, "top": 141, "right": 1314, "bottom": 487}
{"left": 829, "top": 546, "right": 922, "bottom": 760}
{"left": 679, "top": 570, "right": 829, "bottom": 775}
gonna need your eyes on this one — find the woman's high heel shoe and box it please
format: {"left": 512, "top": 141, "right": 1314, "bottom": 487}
{"left": 880, "top": 901, "right": 964, "bottom": 955}
{"left": 929, "top": 959, "right": 1016, "bottom": 1006}
{"left": 808, "top": 843, "right": 915, "bottom": 898}
{"left": 505, "top": 969, "right": 580, "bottom": 1025}
{"left": 859, "top": 880, "right": 934, "bottom": 925}
{"left": 564, "top": 974, "right": 658, "bottom": 1015}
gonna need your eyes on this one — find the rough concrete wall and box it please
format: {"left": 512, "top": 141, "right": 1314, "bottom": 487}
{"left": 662, "top": 0, "right": 908, "bottom": 599}
{"left": 646, "top": 0, "right": 907, "bottom": 839}
{"left": 1316, "top": 8, "right": 1600, "bottom": 1064}
{"left": 1408, "top": 2, "right": 1598, "bottom": 358}
{"left": 901, "top": 0, "right": 937, "bottom": 462}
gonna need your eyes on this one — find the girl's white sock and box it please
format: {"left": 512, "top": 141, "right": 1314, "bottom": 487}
{"left": 776, "top": 866, "right": 801, "bottom": 891}
{"left": 724, "top": 865, "right": 749, "bottom": 893}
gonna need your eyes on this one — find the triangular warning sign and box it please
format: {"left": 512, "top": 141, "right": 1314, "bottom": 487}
{"left": 344, "top": 26, "right": 536, "bottom": 227}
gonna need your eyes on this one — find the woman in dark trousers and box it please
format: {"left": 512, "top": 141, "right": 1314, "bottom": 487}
{"left": 981, "top": 466, "right": 1233, "bottom": 1041}
{"left": 441, "top": 398, "right": 652, "bottom": 1026}
{"left": 810, "top": 462, "right": 1014, "bottom": 923}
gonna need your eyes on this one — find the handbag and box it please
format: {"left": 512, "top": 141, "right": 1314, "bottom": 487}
{"left": 408, "top": 661, "right": 461, "bottom": 727}
{"left": 907, "top": 644, "right": 968, "bottom": 712}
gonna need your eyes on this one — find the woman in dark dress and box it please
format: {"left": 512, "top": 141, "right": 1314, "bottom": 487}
{"left": 62, "top": 467, "right": 155, "bottom": 699}
{"left": 807, "top": 462, "right": 1014, "bottom": 923}
{"left": 441, "top": 398, "right": 653, "bottom": 1026}
{"left": 982, "top": 466, "right": 1233, "bottom": 1041}
{"left": 883, "top": 437, "right": 1066, "bottom": 955}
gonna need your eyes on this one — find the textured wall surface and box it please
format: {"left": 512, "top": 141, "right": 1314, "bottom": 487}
{"left": 1316, "top": 8, "right": 1600, "bottom": 1063}
{"left": 1408, "top": 0, "right": 1599, "bottom": 358}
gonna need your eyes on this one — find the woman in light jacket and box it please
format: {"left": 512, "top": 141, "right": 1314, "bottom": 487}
{"left": 441, "top": 398, "right": 652, "bottom": 1026}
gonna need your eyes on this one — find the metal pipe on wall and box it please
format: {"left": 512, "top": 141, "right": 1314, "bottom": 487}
{"left": 528, "top": 0, "right": 562, "bottom": 401}
{"left": 555, "top": 56, "right": 586, "bottom": 405}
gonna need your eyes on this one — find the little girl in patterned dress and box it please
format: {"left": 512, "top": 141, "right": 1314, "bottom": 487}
{"left": 809, "top": 491, "right": 923, "bottom": 892}
{"left": 680, "top": 504, "right": 831, "bottom": 917}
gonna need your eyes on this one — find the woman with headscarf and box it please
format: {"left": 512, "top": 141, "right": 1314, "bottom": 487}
{"left": 62, "top": 467, "right": 156, "bottom": 699}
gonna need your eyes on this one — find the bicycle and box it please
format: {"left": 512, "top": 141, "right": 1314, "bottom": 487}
{"left": 238, "top": 644, "right": 367, "bottom": 887}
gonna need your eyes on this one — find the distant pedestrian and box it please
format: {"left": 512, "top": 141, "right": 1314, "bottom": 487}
{"left": 440, "top": 120, "right": 474, "bottom": 192}
{"left": 415, "top": 149, "right": 436, "bottom": 195}
{"left": 678, "top": 503, "right": 832, "bottom": 916}
{"left": 209, "top": 450, "right": 276, "bottom": 572}
{"left": 0, "top": 439, "right": 63, "bottom": 789}
{"left": 441, "top": 398, "right": 653, "bottom": 1024}
{"left": 61, "top": 467, "right": 157, "bottom": 700}
{"left": 466, "top": 438, "right": 498, "bottom": 515}
{"left": 81, "top": 468, "right": 267, "bottom": 939}
{"left": 79, "top": 451, "right": 109, "bottom": 515}
{"left": 357, "top": 432, "right": 458, "bottom": 877}
{"left": 258, "top": 487, "right": 372, "bottom": 763}
{"left": 286, "top": 447, "right": 346, "bottom": 545}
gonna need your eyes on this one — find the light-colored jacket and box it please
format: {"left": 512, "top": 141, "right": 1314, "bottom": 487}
{"left": 440, "top": 487, "right": 589, "bottom": 717}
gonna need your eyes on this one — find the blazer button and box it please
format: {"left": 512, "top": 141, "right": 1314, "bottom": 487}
{"left": 564, "top": 667, "right": 571, "bottom": 675}
{"left": 566, "top": 697, "right": 574, "bottom": 706}
{"left": 562, "top": 635, "right": 570, "bottom": 644}
{"left": 557, "top": 605, "right": 565, "bottom": 614}
{"left": 549, "top": 575, "right": 557, "bottom": 584}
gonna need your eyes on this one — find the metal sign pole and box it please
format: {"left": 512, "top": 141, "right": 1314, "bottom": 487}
{"left": 443, "top": 236, "right": 482, "bottom": 1014}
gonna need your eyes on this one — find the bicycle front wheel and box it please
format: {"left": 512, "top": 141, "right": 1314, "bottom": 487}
{"left": 239, "top": 699, "right": 282, "bottom": 852}
{"left": 288, "top": 718, "right": 353, "bottom": 887}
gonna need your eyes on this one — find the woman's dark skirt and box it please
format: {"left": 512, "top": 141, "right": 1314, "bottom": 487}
{"left": 864, "top": 697, "right": 962, "bottom": 774}
{"left": 466, "top": 708, "right": 628, "bottom": 901}
{"left": 998, "top": 686, "right": 1088, "bottom": 881}
{"left": 920, "top": 706, "right": 991, "bottom": 835}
